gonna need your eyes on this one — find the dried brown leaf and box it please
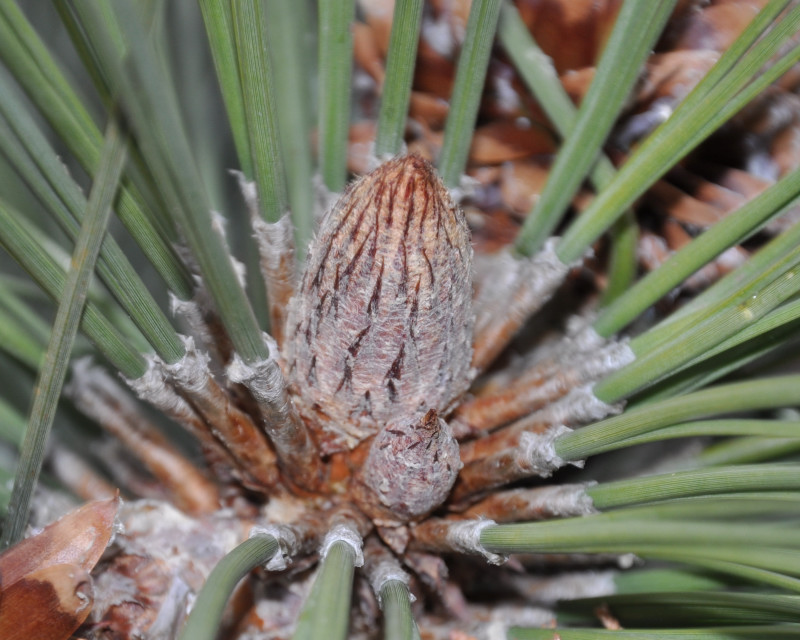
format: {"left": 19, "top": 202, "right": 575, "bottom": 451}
{"left": 0, "top": 495, "right": 118, "bottom": 586}
{"left": 665, "top": 1, "right": 764, "bottom": 52}
{"left": 408, "top": 91, "right": 450, "bottom": 128}
{"left": 0, "top": 563, "right": 93, "bottom": 640}
{"left": 646, "top": 180, "right": 726, "bottom": 227}
{"left": 358, "top": 0, "right": 394, "bottom": 54}
{"left": 353, "top": 22, "right": 385, "bottom": 85}
{"left": 516, "top": 0, "right": 622, "bottom": 73}
{"left": 468, "top": 121, "right": 555, "bottom": 165}
{"left": 498, "top": 160, "right": 551, "bottom": 214}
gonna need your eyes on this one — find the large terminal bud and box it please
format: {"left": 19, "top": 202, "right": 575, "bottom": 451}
{"left": 285, "top": 155, "right": 474, "bottom": 456}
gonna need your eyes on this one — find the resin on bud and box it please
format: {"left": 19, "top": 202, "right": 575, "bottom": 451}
{"left": 285, "top": 155, "right": 474, "bottom": 454}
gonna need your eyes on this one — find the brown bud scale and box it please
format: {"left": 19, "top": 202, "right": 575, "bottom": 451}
{"left": 286, "top": 155, "right": 474, "bottom": 453}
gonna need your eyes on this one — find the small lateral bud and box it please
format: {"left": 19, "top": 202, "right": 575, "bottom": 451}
{"left": 353, "top": 409, "right": 462, "bottom": 523}
{"left": 285, "top": 155, "right": 474, "bottom": 452}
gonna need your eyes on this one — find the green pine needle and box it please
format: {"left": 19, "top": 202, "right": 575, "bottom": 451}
{"left": 265, "top": 0, "right": 315, "bottom": 255}
{"left": 318, "top": 0, "right": 356, "bottom": 192}
{"left": 177, "top": 533, "right": 279, "bottom": 640}
{"left": 0, "top": 118, "right": 127, "bottom": 548}
{"left": 0, "top": 200, "right": 146, "bottom": 379}
{"left": 0, "top": 69, "right": 184, "bottom": 364}
{"left": 595, "top": 166, "right": 800, "bottom": 338}
{"left": 497, "top": 3, "right": 638, "bottom": 301}
{"left": 509, "top": 626, "right": 800, "bottom": 640}
{"left": 292, "top": 540, "right": 358, "bottom": 640}
{"left": 513, "top": 0, "right": 676, "bottom": 257}
{"left": 381, "top": 580, "right": 421, "bottom": 640}
{"left": 0, "top": 1, "right": 194, "bottom": 300}
{"left": 437, "top": 0, "right": 502, "bottom": 188}
{"left": 74, "top": 1, "right": 269, "bottom": 363}
{"left": 556, "top": 375, "right": 800, "bottom": 460}
{"left": 232, "top": 0, "right": 289, "bottom": 223}
{"left": 375, "top": 0, "right": 424, "bottom": 158}
{"left": 556, "top": 0, "right": 800, "bottom": 263}
{"left": 587, "top": 465, "right": 800, "bottom": 509}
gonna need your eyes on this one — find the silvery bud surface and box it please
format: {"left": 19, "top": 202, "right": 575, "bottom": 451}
{"left": 285, "top": 155, "right": 474, "bottom": 453}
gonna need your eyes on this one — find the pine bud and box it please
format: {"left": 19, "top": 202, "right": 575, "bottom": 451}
{"left": 285, "top": 155, "right": 474, "bottom": 453}
{"left": 353, "top": 409, "right": 462, "bottom": 523}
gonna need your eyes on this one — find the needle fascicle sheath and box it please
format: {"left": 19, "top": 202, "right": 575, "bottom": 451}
{"left": 471, "top": 240, "right": 574, "bottom": 372}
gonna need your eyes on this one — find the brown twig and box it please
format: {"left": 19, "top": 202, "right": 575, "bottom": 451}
{"left": 127, "top": 353, "right": 270, "bottom": 490}
{"left": 471, "top": 242, "right": 573, "bottom": 372}
{"left": 235, "top": 172, "right": 297, "bottom": 351}
{"left": 410, "top": 518, "right": 505, "bottom": 565}
{"left": 67, "top": 360, "right": 220, "bottom": 514}
{"left": 48, "top": 445, "right": 117, "bottom": 502}
{"left": 227, "top": 343, "right": 325, "bottom": 492}
{"left": 166, "top": 336, "right": 280, "bottom": 489}
{"left": 451, "top": 424, "right": 573, "bottom": 505}
{"left": 453, "top": 334, "right": 632, "bottom": 437}
{"left": 457, "top": 484, "right": 597, "bottom": 521}
{"left": 253, "top": 215, "right": 297, "bottom": 350}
